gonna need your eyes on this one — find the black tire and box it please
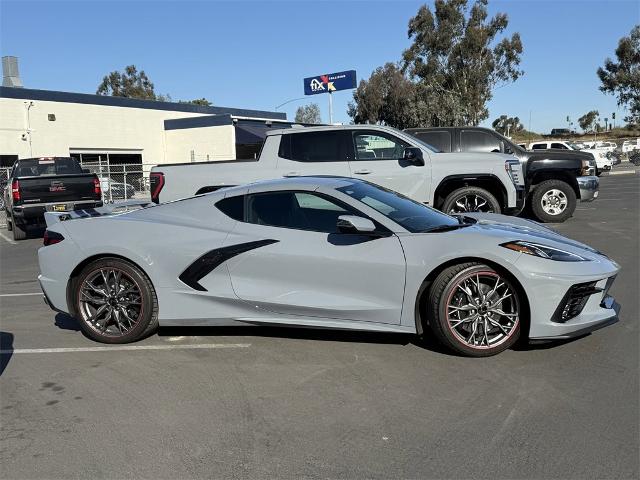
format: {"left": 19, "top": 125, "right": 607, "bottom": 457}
{"left": 425, "top": 263, "right": 521, "bottom": 357}
{"left": 531, "top": 179, "right": 576, "bottom": 223}
{"left": 71, "top": 257, "right": 158, "bottom": 343}
{"left": 11, "top": 214, "right": 26, "bottom": 240}
{"left": 6, "top": 212, "right": 12, "bottom": 231}
{"left": 441, "top": 187, "right": 501, "bottom": 215}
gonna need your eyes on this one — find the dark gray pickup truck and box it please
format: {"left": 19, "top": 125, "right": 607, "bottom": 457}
{"left": 3, "top": 157, "right": 103, "bottom": 240}
{"left": 405, "top": 127, "right": 598, "bottom": 223}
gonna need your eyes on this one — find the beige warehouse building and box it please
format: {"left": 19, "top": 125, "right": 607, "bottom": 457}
{"left": 0, "top": 86, "right": 291, "bottom": 170}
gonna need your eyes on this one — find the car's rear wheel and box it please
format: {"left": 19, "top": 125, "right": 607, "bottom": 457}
{"left": 72, "top": 257, "right": 158, "bottom": 343}
{"left": 426, "top": 263, "right": 521, "bottom": 357}
{"left": 441, "top": 187, "right": 501, "bottom": 215}
{"left": 11, "top": 214, "right": 26, "bottom": 240}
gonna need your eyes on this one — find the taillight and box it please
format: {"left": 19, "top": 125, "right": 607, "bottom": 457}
{"left": 150, "top": 172, "right": 165, "bottom": 204}
{"left": 11, "top": 179, "right": 20, "bottom": 201}
{"left": 93, "top": 177, "right": 102, "bottom": 197}
{"left": 43, "top": 230, "right": 65, "bottom": 246}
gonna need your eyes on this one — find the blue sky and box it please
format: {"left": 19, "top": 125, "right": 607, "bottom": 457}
{"left": 1, "top": 0, "right": 637, "bottom": 132}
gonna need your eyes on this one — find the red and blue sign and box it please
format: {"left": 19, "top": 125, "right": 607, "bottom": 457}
{"left": 303, "top": 70, "right": 357, "bottom": 95}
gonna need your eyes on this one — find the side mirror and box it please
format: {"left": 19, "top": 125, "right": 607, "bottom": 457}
{"left": 403, "top": 147, "right": 425, "bottom": 166}
{"left": 337, "top": 215, "right": 376, "bottom": 234}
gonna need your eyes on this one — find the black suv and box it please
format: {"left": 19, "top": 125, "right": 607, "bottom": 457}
{"left": 405, "top": 127, "right": 598, "bottom": 223}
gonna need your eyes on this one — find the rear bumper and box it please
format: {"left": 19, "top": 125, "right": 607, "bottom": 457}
{"left": 577, "top": 176, "right": 599, "bottom": 202}
{"left": 12, "top": 200, "right": 103, "bottom": 223}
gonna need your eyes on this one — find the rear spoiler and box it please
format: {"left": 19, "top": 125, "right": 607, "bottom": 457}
{"left": 44, "top": 200, "right": 152, "bottom": 227}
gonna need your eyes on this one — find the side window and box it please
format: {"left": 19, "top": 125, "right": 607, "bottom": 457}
{"left": 216, "top": 195, "right": 244, "bottom": 221}
{"left": 278, "top": 132, "right": 346, "bottom": 162}
{"left": 460, "top": 131, "right": 502, "bottom": 153}
{"left": 551, "top": 143, "right": 568, "bottom": 150}
{"left": 414, "top": 131, "right": 451, "bottom": 152}
{"left": 246, "top": 191, "right": 355, "bottom": 234}
{"left": 352, "top": 132, "right": 408, "bottom": 160}
{"left": 531, "top": 143, "right": 547, "bottom": 150}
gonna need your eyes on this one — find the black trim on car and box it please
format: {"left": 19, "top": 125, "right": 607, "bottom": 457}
{"left": 178, "top": 240, "right": 279, "bottom": 291}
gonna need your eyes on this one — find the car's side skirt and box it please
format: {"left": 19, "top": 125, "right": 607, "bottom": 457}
{"left": 159, "top": 315, "right": 417, "bottom": 334}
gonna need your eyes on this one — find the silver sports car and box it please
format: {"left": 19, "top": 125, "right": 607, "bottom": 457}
{"left": 38, "top": 177, "right": 621, "bottom": 357}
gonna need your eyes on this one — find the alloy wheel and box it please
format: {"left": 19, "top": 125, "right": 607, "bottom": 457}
{"left": 447, "top": 194, "right": 495, "bottom": 214}
{"left": 540, "top": 189, "right": 568, "bottom": 216}
{"left": 445, "top": 271, "right": 520, "bottom": 349}
{"left": 78, "top": 267, "right": 144, "bottom": 337}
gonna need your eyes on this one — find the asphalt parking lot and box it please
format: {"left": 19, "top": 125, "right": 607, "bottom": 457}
{"left": 1, "top": 172, "right": 638, "bottom": 479}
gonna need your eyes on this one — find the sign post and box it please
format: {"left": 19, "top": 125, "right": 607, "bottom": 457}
{"left": 303, "top": 70, "right": 356, "bottom": 124}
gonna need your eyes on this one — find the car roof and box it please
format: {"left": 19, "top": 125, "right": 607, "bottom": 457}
{"left": 265, "top": 124, "right": 404, "bottom": 137}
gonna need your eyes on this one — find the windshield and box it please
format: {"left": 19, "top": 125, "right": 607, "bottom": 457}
{"left": 336, "top": 181, "right": 459, "bottom": 233}
{"left": 14, "top": 158, "right": 83, "bottom": 177}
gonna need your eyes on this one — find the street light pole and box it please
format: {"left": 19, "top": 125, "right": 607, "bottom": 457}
{"left": 328, "top": 91, "right": 333, "bottom": 124}
{"left": 275, "top": 97, "right": 307, "bottom": 111}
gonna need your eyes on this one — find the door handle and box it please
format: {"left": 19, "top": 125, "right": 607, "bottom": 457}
{"left": 283, "top": 171, "right": 300, "bottom": 177}
{"left": 353, "top": 169, "right": 372, "bottom": 175}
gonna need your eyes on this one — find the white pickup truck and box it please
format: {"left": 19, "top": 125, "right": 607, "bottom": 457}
{"left": 151, "top": 125, "right": 525, "bottom": 215}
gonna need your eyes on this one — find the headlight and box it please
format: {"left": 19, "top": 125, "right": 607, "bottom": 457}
{"left": 500, "top": 241, "right": 590, "bottom": 262}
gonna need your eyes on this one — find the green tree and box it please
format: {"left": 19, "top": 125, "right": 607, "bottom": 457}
{"left": 180, "top": 98, "right": 212, "bottom": 106}
{"left": 347, "top": 63, "right": 421, "bottom": 129}
{"left": 491, "top": 115, "right": 523, "bottom": 136}
{"left": 578, "top": 110, "right": 599, "bottom": 132}
{"left": 96, "top": 65, "right": 157, "bottom": 99}
{"left": 294, "top": 103, "right": 322, "bottom": 124}
{"left": 598, "top": 25, "right": 640, "bottom": 125}
{"left": 402, "top": 0, "right": 523, "bottom": 126}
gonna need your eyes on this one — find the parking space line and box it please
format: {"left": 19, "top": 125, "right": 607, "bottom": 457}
{"left": 0, "top": 231, "right": 16, "bottom": 245}
{"left": 0, "top": 292, "right": 42, "bottom": 297}
{"left": 0, "top": 343, "right": 251, "bottom": 355}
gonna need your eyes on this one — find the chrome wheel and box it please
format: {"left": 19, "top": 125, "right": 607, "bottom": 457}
{"left": 540, "top": 189, "right": 568, "bottom": 216}
{"left": 78, "top": 267, "right": 144, "bottom": 337}
{"left": 445, "top": 271, "right": 520, "bottom": 349}
{"left": 448, "top": 194, "right": 495, "bottom": 214}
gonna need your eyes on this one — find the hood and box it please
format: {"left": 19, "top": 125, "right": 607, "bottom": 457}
{"left": 526, "top": 149, "right": 593, "bottom": 162}
{"left": 453, "top": 212, "right": 606, "bottom": 259}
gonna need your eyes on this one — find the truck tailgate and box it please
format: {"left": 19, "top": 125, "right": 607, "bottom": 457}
{"left": 17, "top": 174, "right": 98, "bottom": 204}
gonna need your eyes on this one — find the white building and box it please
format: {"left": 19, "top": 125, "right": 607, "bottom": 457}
{"left": 0, "top": 86, "right": 291, "bottom": 169}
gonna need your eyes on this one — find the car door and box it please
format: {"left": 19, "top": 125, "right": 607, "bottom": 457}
{"left": 275, "top": 130, "right": 351, "bottom": 178}
{"left": 223, "top": 189, "right": 406, "bottom": 325}
{"left": 347, "top": 129, "right": 431, "bottom": 203}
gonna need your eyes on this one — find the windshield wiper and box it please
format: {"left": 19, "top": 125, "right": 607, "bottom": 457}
{"left": 421, "top": 223, "right": 473, "bottom": 233}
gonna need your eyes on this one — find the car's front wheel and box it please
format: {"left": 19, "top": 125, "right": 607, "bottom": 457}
{"left": 426, "top": 263, "right": 522, "bottom": 357}
{"left": 72, "top": 257, "right": 158, "bottom": 343}
{"left": 531, "top": 179, "right": 576, "bottom": 223}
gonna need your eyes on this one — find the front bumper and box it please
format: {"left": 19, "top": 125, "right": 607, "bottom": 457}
{"left": 530, "top": 295, "right": 620, "bottom": 341}
{"left": 577, "top": 176, "right": 599, "bottom": 202}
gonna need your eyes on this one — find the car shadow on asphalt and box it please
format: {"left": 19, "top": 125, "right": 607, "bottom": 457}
{"left": 54, "top": 313, "right": 81, "bottom": 332}
{"left": 157, "top": 325, "right": 453, "bottom": 355}
{"left": 0, "top": 331, "right": 14, "bottom": 376}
